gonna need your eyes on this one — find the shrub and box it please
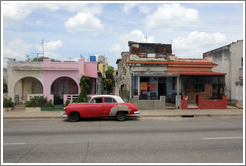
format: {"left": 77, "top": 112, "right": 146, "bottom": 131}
{"left": 3, "top": 82, "right": 8, "bottom": 93}
{"left": 65, "top": 100, "right": 70, "bottom": 106}
{"left": 3, "top": 97, "right": 14, "bottom": 108}
{"left": 25, "top": 96, "right": 53, "bottom": 107}
{"left": 105, "top": 78, "right": 113, "bottom": 94}
{"left": 46, "top": 100, "right": 53, "bottom": 107}
{"left": 75, "top": 76, "right": 92, "bottom": 103}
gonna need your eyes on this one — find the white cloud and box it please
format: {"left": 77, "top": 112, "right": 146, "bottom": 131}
{"left": 123, "top": 3, "right": 136, "bottom": 13}
{"left": 64, "top": 12, "right": 104, "bottom": 35}
{"left": 59, "top": 3, "right": 102, "bottom": 14}
{"left": 35, "top": 20, "right": 43, "bottom": 25}
{"left": 123, "top": 3, "right": 151, "bottom": 14}
{"left": 34, "top": 40, "right": 63, "bottom": 59}
{"left": 35, "top": 40, "right": 62, "bottom": 52}
{"left": 121, "top": 30, "right": 154, "bottom": 43}
{"left": 138, "top": 5, "right": 151, "bottom": 14}
{"left": 110, "top": 30, "right": 155, "bottom": 57}
{"left": 172, "top": 31, "right": 227, "bottom": 58}
{"left": 2, "top": 3, "right": 32, "bottom": 27}
{"left": 46, "top": 40, "right": 63, "bottom": 51}
{"left": 145, "top": 4, "right": 199, "bottom": 30}
{"left": 3, "top": 39, "right": 33, "bottom": 67}
{"left": 2, "top": 2, "right": 103, "bottom": 28}
{"left": 3, "top": 39, "right": 64, "bottom": 67}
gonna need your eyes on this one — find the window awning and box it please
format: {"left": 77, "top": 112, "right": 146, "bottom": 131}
{"left": 167, "top": 71, "right": 226, "bottom": 76}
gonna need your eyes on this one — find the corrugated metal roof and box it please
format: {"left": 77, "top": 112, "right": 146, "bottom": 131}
{"left": 168, "top": 71, "right": 226, "bottom": 75}
{"left": 133, "top": 71, "right": 226, "bottom": 76}
{"left": 126, "top": 61, "right": 217, "bottom": 65}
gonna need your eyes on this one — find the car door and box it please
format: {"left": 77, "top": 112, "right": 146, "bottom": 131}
{"left": 88, "top": 97, "right": 104, "bottom": 117}
{"left": 103, "top": 97, "right": 118, "bottom": 116}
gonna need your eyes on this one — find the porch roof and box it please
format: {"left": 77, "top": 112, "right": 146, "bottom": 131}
{"left": 168, "top": 71, "right": 226, "bottom": 75}
{"left": 133, "top": 72, "right": 179, "bottom": 77}
{"left": 126, "top": 61, "right": 217, "bottom": 66}
{"left": 133, "top": 71, "right": 226, "bottom": 76}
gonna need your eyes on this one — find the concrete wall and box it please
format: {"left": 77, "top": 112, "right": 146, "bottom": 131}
{"left": 130, "top": 96, "right": 166, "bottom": 110}
{"left": 7, "top": 58, "right": 98, "bottom": 104}
{"left": 85, "top": 62, "right": 98, "bottom": 78}
{"left": 203, "top": 40, "right": 243, "bottom": 105}
{"left": 43, "top": 59, "right": 83, "bottom": 101}
{"left": 7, "top": 59, "right": 43, "bottom": 103}
{"left": 115, "top": 52, "right": 131, "bottom": 101}
{"left": 204, "top": 45, "right": 231, "bottom": 98}
{"left": 230, "top": 40, "right": 243, "bottom": 101}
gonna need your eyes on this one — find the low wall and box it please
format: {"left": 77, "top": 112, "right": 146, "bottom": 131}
{"left": 181, "top": 95, "right": 227, "bottom": 109}
{"left": 198, "top": 95, "right": 227, "bottom": 109}
{"left": 25, "top": 107, "right": 41, "bottom": 112}
{"left": 129, "top": 96, "right": 165, "bottom": 110}
{"left": 181, "top": 96, "right": 189, "bottom": 109}
{"left": 3, "top": 107, "right": 13, "bottom": 112}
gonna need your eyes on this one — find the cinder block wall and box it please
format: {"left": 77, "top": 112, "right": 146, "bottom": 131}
{"left": 130, "top": 96, "right": 166, "bottom": 110}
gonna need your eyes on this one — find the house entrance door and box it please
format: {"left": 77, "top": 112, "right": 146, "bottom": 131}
{"left": 58, "top": 81, "right": 69, "bottom": 104}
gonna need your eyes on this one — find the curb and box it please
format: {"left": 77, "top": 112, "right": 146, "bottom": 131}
{"left": 3, "top": 114, "right": 243, "bottom": 119}
{"left": 140, "top": 114, "right": 243, "bottom": 118}
{"left": 3, "top": 117, "right": 63, "bottom": 119}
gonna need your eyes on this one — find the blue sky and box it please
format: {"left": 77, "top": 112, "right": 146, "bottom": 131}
{"left": 2, "top": 1, "right": 244, "bottom": 68}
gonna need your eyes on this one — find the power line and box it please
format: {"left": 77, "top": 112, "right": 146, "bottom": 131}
{"left": 3, "top": 10, "right": 242, "bottom": 33}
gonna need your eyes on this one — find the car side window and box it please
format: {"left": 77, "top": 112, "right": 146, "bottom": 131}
{"left": 90, "top": 98, "right": 103, "bottom": 103}
{"left": 104, "top": 97, "right": 117, "bottom": 103}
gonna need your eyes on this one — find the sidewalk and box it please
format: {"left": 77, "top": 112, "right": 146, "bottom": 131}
{"left": 2, "top": 107, "right": 243, "bottom": 119}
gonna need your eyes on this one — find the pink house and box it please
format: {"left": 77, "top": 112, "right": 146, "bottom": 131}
{"left": 43, "top": 59, "right": 97, "bottom": 105}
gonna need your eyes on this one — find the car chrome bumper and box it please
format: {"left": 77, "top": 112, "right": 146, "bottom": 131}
{"left": 61, "top": 111, "right": 68, "bottom": 118}
{"left": 134, "top": 111, "right": 140, "bottom": 114}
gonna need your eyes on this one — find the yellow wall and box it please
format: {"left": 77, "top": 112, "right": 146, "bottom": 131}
{"left": 99, "top": 64, "right": 104, "bottom": 75}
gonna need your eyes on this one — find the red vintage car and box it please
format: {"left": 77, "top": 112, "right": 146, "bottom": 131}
{"left": 62, "top": 95, "right": 139, "bottom": 122}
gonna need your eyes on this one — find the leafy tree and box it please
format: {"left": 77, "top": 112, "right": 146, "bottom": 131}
{"left": 31, "top": 56, "right": 61, "bottom": 62}
{"left": 73, "top": 76, "right": 92, "bottom": 103}
{"left": 105, "top": 65, "right": 114, "bottom": 79}
{"left": 105, "top": 65, "right": 114, "bottom": 94}
{"left": 31, "top": 56, "right": 48, "bottom": 62}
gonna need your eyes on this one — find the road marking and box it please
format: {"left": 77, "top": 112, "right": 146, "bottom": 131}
{"left": 203, "top": 137, "right": 243, "bottom": 140}
{"left": 3, "top": 143, "right": 26, "bottom": 146}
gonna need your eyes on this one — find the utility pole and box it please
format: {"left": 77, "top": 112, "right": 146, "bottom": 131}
{"left": 144, "top": 34, "right": 148, "bottom": 43}
{"left": 36, "top": 53, "right": 39, "bottom": 61}
{"left": 41, "top": 39, "right": 44, "bottom": 57}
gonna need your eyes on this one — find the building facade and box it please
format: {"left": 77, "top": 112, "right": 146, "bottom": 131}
{"left": 203, "top": 40, "right": 243, "bottom": 107}
{"left": 6, "top": 58, "right": 97, "bottom": 105}
{"left": 97, "top": 55, "right": 108, "bottom": 77}
{"left": 116, "top": 41, "right": 227, "bottom": 110}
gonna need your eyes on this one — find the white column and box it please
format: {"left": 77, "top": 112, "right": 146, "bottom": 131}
{"left": 138, "top": 76, "right": 140, "bottom": 97}
{"left": 176, "top": 76, "right": 180, "bottom": 94}
{"left": 176, "top": 76, "right": 181, "bottom": 109}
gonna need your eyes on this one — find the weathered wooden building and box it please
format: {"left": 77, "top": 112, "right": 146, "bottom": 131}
{"left": 116, "top": 41, "right": 227, "bottom": 110}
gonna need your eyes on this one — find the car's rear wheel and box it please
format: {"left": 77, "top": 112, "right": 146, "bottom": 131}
{"left": 68, "top": 112, "right": 80, "bottom": 122}
{"left": 116, "top": 112, "right": 126, "bottom": 121}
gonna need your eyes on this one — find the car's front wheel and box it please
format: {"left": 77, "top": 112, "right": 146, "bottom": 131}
{"left": 68, "top": 112, "right": 80, "bottom": 122}
{"left": 116, "top": 112, "right": 126, "bottom": 121}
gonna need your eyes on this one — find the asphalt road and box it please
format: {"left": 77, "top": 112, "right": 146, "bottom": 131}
{"left": 3, "top": 116, "right": 244, "bottom": 163}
